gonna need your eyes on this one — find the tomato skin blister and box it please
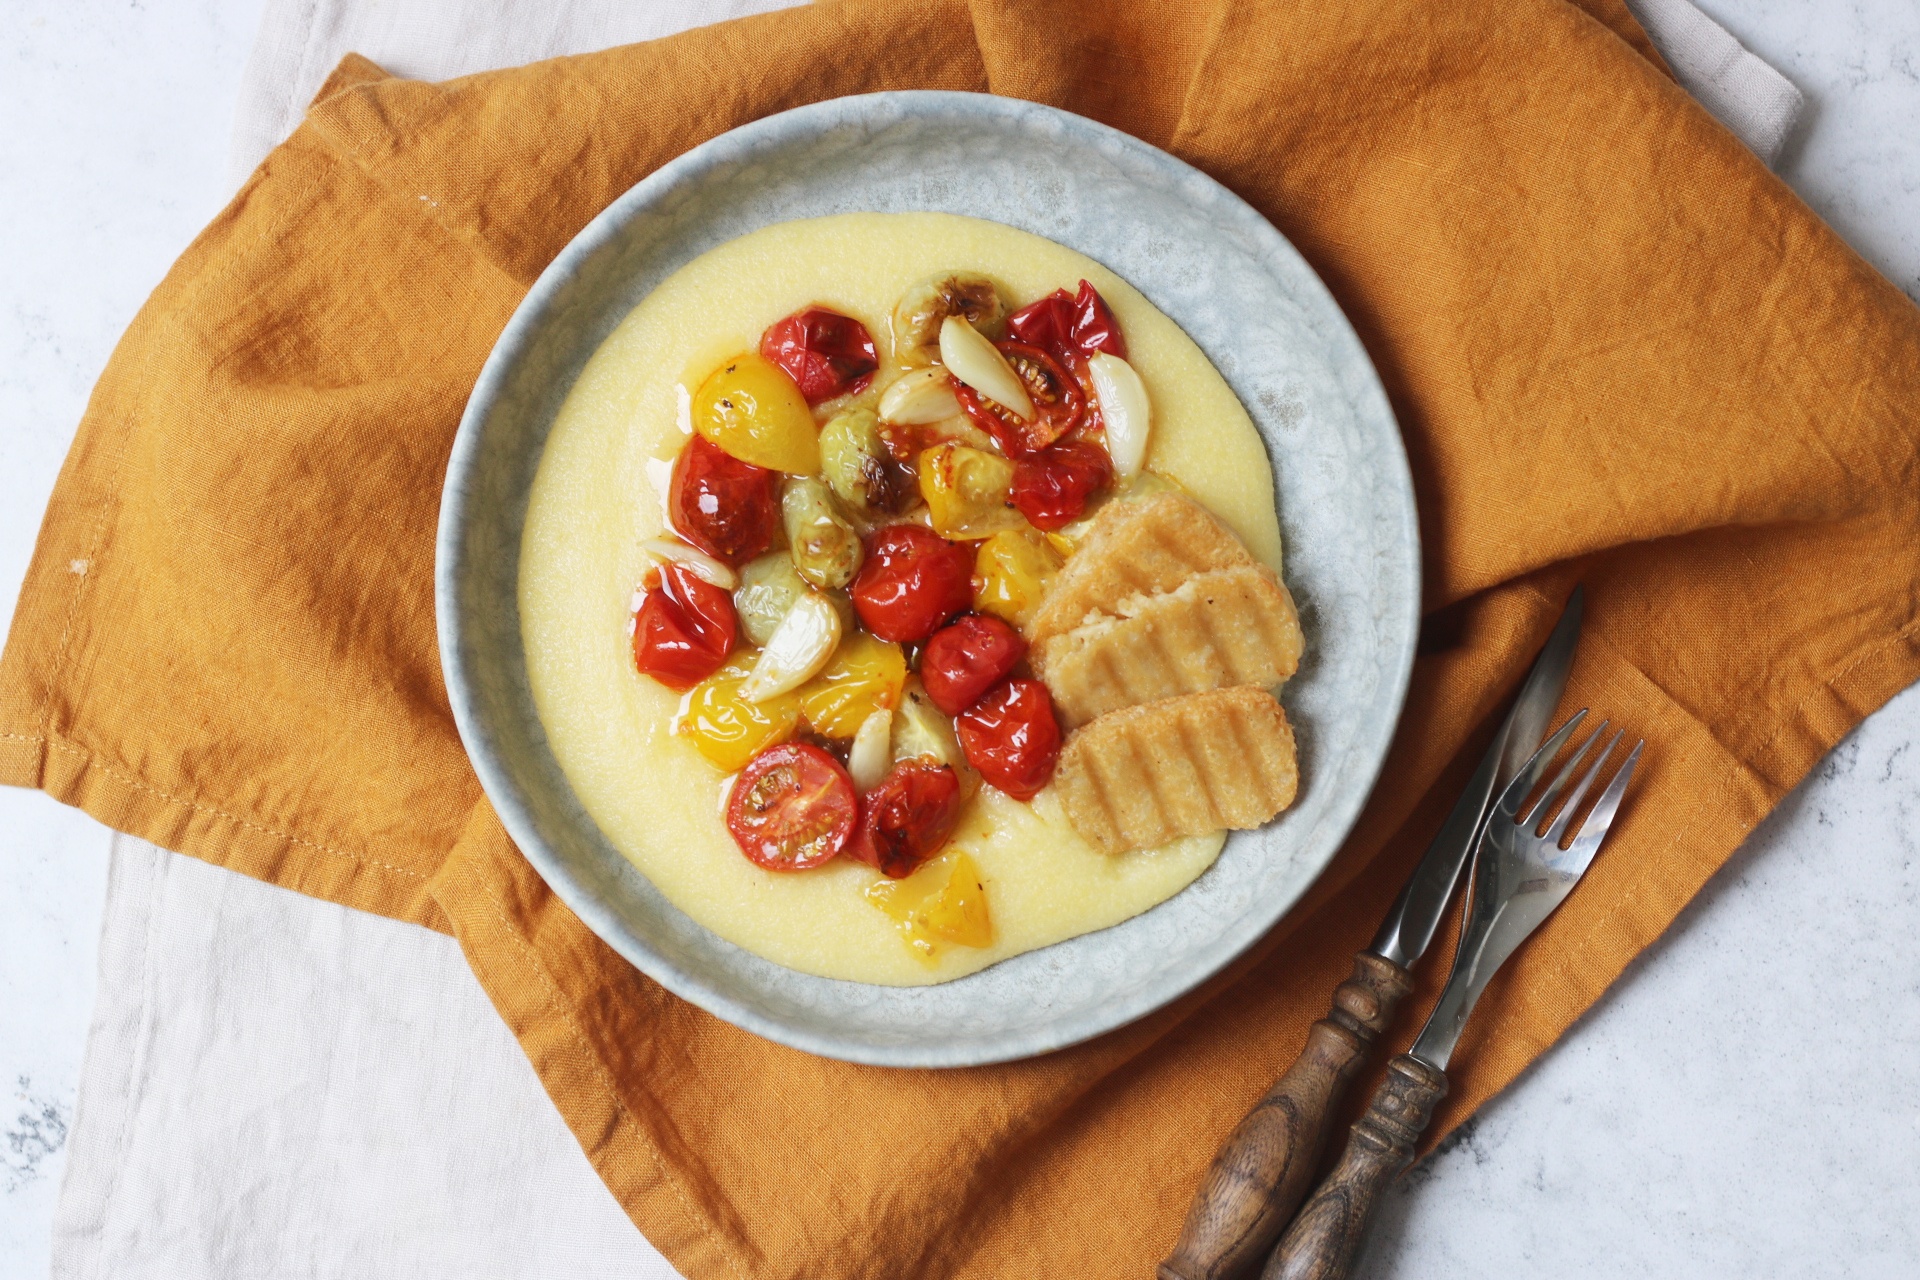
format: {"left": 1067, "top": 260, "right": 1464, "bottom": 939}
{"left": 760, "top": 307, "right": 879, "bottom": 405}
{"left": 956, "top": 678, "right": 1062, "bottom": 801}
{"left": 850, "top": 525, "right": 976, "bottom": 644}
{"left": 847, "top": 759, "right": 964, "bottom": 879}
{"left": 669, "top": 435, "right": 782, "bottom": 566}
{"left": 921, "top": 614, "right": 1027, "bottom": 718}
{"left": 632, "top": 560, "right": 738, "bottom": 691}
{"left": 1010, "top": 439, "right": 1113, "bottom": 531}
{"left": 1005, "top": 279, "right": 1127, "bottom": 365}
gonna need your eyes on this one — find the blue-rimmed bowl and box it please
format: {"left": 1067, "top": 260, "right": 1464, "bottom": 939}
{"left": 437, "top": 91, "right": 1419, "bottom": 1067}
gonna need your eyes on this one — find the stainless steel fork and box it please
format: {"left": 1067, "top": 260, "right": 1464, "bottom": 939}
{"left": 1264, "top": 711, "right": 1644, "bottom": 1280}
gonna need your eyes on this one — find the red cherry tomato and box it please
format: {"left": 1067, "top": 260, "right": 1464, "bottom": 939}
{"left": 921, "top": 614, "right": 1027, "bottom": 717}
{"left": 1010, "top": 439, "right": 1113, "bottom": 531}
{"left": 955, "top": 679, "right": 1062, "bottom": 802}
{"left": 726, "top": 742, "right": 858, "bottom": 871}
{"left": 632, "top": 560, "right": 737, "bottom": 690}
{"left": 850, "top": 524, "right": 976, "bottom": 643}
{"left": 669, "top": 435, "right": 780, "bottom": 566}
{"left": 847, "top": 759, "right": 963, "bottom": 879}
{"left": 1006, "top": 279, "right": 1127, "bottom": 365}
{"left": 953, "top": 340, "right": 1083, "bottom": 457}
{"left": 758, "top": 307, "right": 879, "bottom": 405}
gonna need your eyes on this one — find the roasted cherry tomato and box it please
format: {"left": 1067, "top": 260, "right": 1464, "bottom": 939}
{"left": 955, "top": 678, "right": 1061, "bottom": 801}
{"left": 847, "top": 759, "right": 964, "bottom": 879}
{"left": 669, "top": 435, "right": 781, "bottom": 566}
{"left": 850, "top": 524, "right": 976, "bottom": 644}
{"left": 632, "top": 560, "right": 737, "bottom": 690}
{"left": 921, "top": 614, "right": 1027, "bottom": 717}
{"left": 953, "top": 340, "right": 1083, "bottom": 456}
{"left": 759, "top": 307, "right": 880, "bottom": 405}
{"left": 725, "top": 742, "right": 858, "bottom": 871}
{"left": 1009, "top": 439, "right": 1113, "bottom": 531}
{"left": 1006, "top": 279, "right": 1127, "bottom": 365}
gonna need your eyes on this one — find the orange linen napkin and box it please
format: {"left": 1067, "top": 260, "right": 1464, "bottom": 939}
{"left": 6, "top": 1, "right": 1918, "bottom": 1276}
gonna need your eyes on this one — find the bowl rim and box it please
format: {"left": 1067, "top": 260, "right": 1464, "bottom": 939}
{"left": 437, "top": 89, "right": 1420, "bottom": 1066}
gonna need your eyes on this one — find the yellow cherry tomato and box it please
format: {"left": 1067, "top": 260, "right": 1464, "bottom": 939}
{"left": 972, "top": 528, "right": 1064, "bottom": 629}
{"left": 676, "top": 655, "right": 801, "bottom": 773}
{"left": 863, "top": 851, "right": 993, "bottom": 959}
{"left": 795, "top": 631, "right": 906, "bottom": 739}
{"left": 917, "top": 442, "right": 1025, "bottom": 539}
{"left": 691, "top": 353, "right": 819, "bottom": 475}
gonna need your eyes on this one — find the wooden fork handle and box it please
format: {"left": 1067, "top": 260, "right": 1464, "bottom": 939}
{"left": 1158, "top": 952, "right": 1414, "bottom": 1280}
{"left": 1260, "top": 1054, "right": 1449, "bottom": 1280}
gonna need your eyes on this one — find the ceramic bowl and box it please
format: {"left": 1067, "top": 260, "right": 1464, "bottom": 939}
{"left": 437, "top": 91, "right": 1419, "bottom": 1067}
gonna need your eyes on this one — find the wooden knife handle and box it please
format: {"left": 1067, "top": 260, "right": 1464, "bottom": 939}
{"left": 1259, "top": 1054, "right": 1449, "bottom": 1280}
{"left": 1158, "top": 953, "right": 1414, "bottom": 1280}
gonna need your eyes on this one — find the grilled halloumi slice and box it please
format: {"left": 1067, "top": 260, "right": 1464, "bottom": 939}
{"left": 1055, "top": 686, "right": 1298, "bottom": 855}
{"left": 1031, "top": 564, "right": 1303, "bottom": 728}
{"left": 1027, "top": 490, "right": 1254, "bottom": 643}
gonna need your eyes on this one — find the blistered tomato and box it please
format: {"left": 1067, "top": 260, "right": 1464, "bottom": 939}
{"left": 850, "top": 525, "right": 976, "bottom": 643}
{"left": 1005, "top": 279, "right": 1127, "bottom": 365}
{"left": 1010, "top": 439, "right": 1113, "bottom": 531}
{"left": 726, "top": 742, "right": 858, "bottom": 871}
{"left": 690, "top": 353, "right": 820, "bottom": 474}
{"left": 759, "top": 307, "right": 879, "bottom": 405}
{"left": 795, "top": 631, "right": 907, "bottom": 739}
{"left": 921, "top": 615, "right": 1027, "bottom": 717}
{"left": 847, "top": 758, "right": 964, "bottom": 879}
{"left": 632, "top": 560, "right": 737, "bottom": 690}
{"left": 955, "top": 678, "right": 1061, "bottom": 801}
{"left": 677, "top": 656, "right": 801, "bottom": 772}
{"left": 953, "top": 340, "right": 1083, "bottom": 457}
{"left": 972, "top": 529, "right": 1064, "bottom": 629}
{"left": 669, "top": 435, "right": 781, "bottom": 565}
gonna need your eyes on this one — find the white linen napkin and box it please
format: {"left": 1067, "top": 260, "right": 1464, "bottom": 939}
{"left": 50, "top": 3, "right": 1803, "bottom": 1277}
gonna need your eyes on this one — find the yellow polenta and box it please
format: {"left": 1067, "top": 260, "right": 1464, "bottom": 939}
{"left": 519, "top": 213, "right": 1281, "bottom": 986}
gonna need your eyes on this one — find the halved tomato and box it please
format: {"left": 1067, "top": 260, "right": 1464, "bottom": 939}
{"left": 847, "top": 759, "right": 964, "bottom": 879}
{"left": 725, "top": 742, "right": 858, "bottom": 871}
{"left": 953, "top": 340, "right": 1083, "bottom": 457}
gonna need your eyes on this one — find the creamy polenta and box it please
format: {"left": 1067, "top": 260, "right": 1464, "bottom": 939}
{"left": 519, "top": 212, "right": 1282, "bottom": 985}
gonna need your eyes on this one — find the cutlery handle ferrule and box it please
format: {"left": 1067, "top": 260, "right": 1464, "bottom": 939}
{"left": 1261, "top": 1054, "right": 1448, "bottom": 1280}
{"left": 1158, "top": 953, "right": 1413, "bottom": 1280}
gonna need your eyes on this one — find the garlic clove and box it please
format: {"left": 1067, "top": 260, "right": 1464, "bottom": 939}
{"left": 1087, "top": 352, "right": 1151, "bottom": 479}
{"left": 639, "top": 537, "right": 738, "bottom": 590}
{"left": 741, "top": 593, "right": 842, "bottom": 702}
{"left": 879, "top": 367, "right": 963, "bottom": 425}
{"left": 848, "top": 708, "right": 894, "bottom": 791}
{"left": 939, "top": 316, "right": 1034, "bottom": 420}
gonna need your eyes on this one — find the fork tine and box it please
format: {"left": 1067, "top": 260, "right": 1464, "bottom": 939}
{"left": 1522, "top": 719, "right": 1609, "bottom": 828}
{"left": 1567, "top": 739, "right": 1644, "bottom": 854}
{"left": 1544, "top": 728, "right": 1623, "bottom": 845}
{"left": 1497, "top": 709, "right": 1589, "bottom": 819}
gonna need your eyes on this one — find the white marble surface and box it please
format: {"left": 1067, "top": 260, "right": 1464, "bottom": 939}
{"left": 0, "top": 1, "right": 1915, "bottom": 1276}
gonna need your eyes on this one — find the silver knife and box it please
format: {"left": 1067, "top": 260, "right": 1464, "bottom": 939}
{"left": 1159, "top": 588, "right": 1584, "bottom": 1280}
{"left": 1264, "top": 710, "right": 1645, "bottom": 1280}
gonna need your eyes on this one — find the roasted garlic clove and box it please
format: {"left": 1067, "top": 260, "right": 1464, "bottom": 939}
{"left": 1087, "top": 353, "right": 1151, "bottom": 479}
{"left": 879, "top": 366, "right": 964, "bottom": 425}
{"left": 741, "top": 592, "right": 842, "bottom": 702}
{"left": 939, "top": 317, "right": 1034, "bottom": 420}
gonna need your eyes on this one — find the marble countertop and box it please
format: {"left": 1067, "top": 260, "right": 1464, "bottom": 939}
{"left": 1, "top": 1, "right": 1916, "bottom": 1276}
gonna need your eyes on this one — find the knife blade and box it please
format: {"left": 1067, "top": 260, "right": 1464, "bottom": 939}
{"left": 1158, "top": 587, "right": 1583, "bottom": 1280}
